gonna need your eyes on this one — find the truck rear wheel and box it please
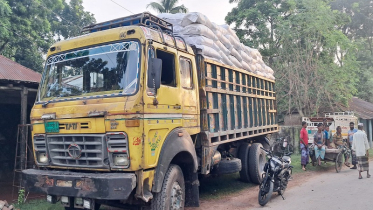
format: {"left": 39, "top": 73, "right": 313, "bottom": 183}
{"left": 151, "top": 164, "right": 185, "bottom": 210}
{"left": 238, "top": 143, "right": 251, "bottom": 182}
{"left": 249, "top": 143, "right": 266, "bottom": 184}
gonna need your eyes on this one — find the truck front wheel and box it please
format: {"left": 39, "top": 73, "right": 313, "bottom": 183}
{"left": 151, "top": 164, "right": 185, "bottom": 210}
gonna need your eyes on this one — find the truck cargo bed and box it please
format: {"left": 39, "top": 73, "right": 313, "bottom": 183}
{"left": 196, "top": 55, "right": 278, "bottom": 146}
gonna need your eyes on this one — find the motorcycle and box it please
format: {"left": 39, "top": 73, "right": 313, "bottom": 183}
{"left": 258, "top": 147, "right": 293, "bottom": 206}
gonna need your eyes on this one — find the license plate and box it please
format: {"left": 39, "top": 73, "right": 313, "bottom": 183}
{"left": 45, "top": 121, "right": 59, "bottom": 133}
{"left": 56, "top": 180, "right": 72, "bottom": 187}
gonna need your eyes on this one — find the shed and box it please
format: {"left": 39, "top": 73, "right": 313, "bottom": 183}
{"left": 347, "top": 97, "right": 373, "bottom": 146}
{"left": 0, "top": 55, "right": 41, "bottom": 199}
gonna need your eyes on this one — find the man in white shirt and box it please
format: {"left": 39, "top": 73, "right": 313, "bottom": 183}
{"left": 352, "top": 123, "right": 371, "bottom": 179}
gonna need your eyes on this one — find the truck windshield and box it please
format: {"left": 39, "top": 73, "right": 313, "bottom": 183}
{"left": 38, "top": 41, "right": 140, "bottom": 101}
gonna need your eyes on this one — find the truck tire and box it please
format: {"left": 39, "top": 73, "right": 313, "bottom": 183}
{"left": 212, "top": 158, "right": 242, "bottom": 175}
{"left": 238, "top": 143, "right": 251, "bottom": 182}
{"left": 151, "top": 164, "right": 185, "bottom": 210}
{"left": 249, "top": 143, "right": 266, "bottom": 185}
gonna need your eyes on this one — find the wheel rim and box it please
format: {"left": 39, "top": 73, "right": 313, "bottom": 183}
{"left": 171, "top": 182, "right": 183, "bottom": 210}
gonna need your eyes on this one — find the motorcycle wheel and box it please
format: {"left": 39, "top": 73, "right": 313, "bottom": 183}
{"left": 278, "top": 174, "right": 290, "bottom": 196}
{"left": 258, "top": 175, "right": 274, "bottom": 206}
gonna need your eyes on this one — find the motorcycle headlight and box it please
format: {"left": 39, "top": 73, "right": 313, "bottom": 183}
{"left": 270, "top": 160, "right": 276, "bottom": 170}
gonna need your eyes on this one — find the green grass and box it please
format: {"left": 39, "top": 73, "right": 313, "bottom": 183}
{"left": 13, "top": 200, "right": 64, "bottom": 210}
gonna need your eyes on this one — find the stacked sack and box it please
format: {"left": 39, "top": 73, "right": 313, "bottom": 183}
{"left": 157, "top": 12, "right": 275, "bottom": 80}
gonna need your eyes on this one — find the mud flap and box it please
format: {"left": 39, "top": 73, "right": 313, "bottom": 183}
{"left": 185, "top": 172, "right": 199, "bottom": 207}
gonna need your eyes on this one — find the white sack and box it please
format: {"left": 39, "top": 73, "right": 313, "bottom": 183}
{"left": 181, "top": 12, "right": 214, "bottom": 29}
{"left": 261, "top": 64, "right": 268, "bottom": 73}
{"left": 219, "top": 51, "right": 234, "bottom": 66}
{"left": 255, "top": 71, "right": 264, "bottom": 77}
{"left": 220, "top": 24, "right": 240, "bottom": 41}
{"left": 203, "top": 55, "right": 220, "bottom": 62}
{"left": 225, "top": 34, "right": 241, "bottom": 50}
{"left": 180, "top": 24, "right": 218, "bottom": 40}
{"left": 229, "top": 55, "right": 242, "bottom": 68}
{"left": 242, "top": 61, "right": 250, "bottom": 71}
{"left": 194, "top": 45, "right": 221, "bottom": 60}
{"left": 215, "top": 40, "right": 230, "bottom": 55}
{"left": 184, "top": 36, "right": 214, "bottom": 48}
{"left": 240, "top": 50, "right": 252, "bottom": 64}
{"left": 215, "top": 25, "right": 229, "bottom": 35}
{"left": 173, "top": 25, "right": 184, "bottom": 34}
{"left": 230, "top": 48, "right": 243, "bottom": 62}
{"left": 266, "top": 66, "right": 274, "bottom": 75}
{"left": 215, "top": 30, "right": 232, "bottom": 50}
{"left": 255, "top": 63, "right": 263, "bottom": 72}
{"left": 252, "top": 49, "right": 262, "bottom": 60}
{"left": 157, "top": 13, "right": 185, "bottom": 25}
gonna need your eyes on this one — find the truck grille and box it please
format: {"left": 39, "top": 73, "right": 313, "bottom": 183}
{"left": 47, "top": 134, "right": 108, "bottom": 168}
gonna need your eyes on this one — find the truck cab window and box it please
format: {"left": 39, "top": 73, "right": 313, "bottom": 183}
{"left": 156, "top": 50, "right": 176, "bottom": 87}
{"left": 179, "top": 57, "right": 193, "bottom": 89}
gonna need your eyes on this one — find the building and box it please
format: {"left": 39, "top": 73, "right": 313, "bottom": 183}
{"left": 0, "top": 55, "right": 41, "bottom": 200}
{"left": 348, "top": 97, "right": 373, "bottom": 146}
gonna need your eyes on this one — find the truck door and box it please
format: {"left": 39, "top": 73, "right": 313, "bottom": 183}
{"left": 143, "top": 43, "right": 183, "bottom": 167}
{"left": 178, "top": 52, "right": 199, "bottom": 134}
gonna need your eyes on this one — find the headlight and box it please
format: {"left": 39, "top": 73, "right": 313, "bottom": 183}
{"left": 270, "top": 160, "right": 276, "bottom": 170}
{"left": 38, "top": 152, "right": 48, "bottom": 163}
{"left": 114, "top": 154, "right": 129, "bottom": 166}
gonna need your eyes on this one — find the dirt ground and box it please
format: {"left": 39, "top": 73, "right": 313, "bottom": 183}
{"left": 187, "top": 166, "right": 334, "bottom": 210}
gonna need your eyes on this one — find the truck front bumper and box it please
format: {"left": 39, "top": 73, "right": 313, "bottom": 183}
{"left": 22, "top": 169, "right": 136, "bottom": 200}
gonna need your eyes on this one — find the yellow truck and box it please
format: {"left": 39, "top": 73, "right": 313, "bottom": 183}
{"left": 22, "top": 13, "right": 278, "bottom": 210}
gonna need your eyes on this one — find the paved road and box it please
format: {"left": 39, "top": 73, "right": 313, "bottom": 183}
{"left": 254, "top": 161, "right": 373, "bottom": 210}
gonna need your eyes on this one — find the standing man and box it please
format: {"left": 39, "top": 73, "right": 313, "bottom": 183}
{"left": 300, "top": 121, "right": 309, "bottom": 171}
{"left": 348, "top": 122, "right": 358, "bottom": 169}
{"left": 352, "top": 123, "right": 370, "bottom": 179}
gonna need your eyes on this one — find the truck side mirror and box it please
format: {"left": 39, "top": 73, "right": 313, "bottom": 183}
{"left": 147, "top": 58, "right": 162, "bottom": 90}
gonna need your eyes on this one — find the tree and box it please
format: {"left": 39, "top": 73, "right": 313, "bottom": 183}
{"left": 51, "top": 0, "right": 96, "bottom": 40}
{"left": 0, "top": 0, "right": 64, "bottom": 71}
{"left": 147, "top": 0, "right": 188, "bottom": 14}
{"left": 331, "top": 0, "right": 373, "bottom": 103}
{"left": 225, "top": 0, "right": 293, "bottom": 64}
{"left": 0, "top": 0, "right": 11, "bottom": 39}
{"left": 226, "top": 0, "right": 359, "bottom": 117}
{"left": 0, "top": 0, "right": 95, "bottom": 72}
{"left": 273, "top": 0, "right": 358, "bottom": 116}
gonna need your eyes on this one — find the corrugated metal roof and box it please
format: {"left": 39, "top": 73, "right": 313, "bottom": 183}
{"left": 0, "top": 55, "right": 41, "bottom": 83}
{"left": 348, "top": 97, "right": 373, "bottom": 119}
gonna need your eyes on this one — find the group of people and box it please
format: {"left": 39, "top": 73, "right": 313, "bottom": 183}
{"left": 300, "top": 121, "right": 370, "bottom": 179}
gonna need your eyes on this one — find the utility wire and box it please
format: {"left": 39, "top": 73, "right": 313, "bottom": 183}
{"left": 110, "top": 0, "right": 135, "bottom": 14}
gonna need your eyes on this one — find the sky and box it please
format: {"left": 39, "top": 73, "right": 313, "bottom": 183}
{"left": 82, "top": 0, "right": 237, "bottom": 25}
